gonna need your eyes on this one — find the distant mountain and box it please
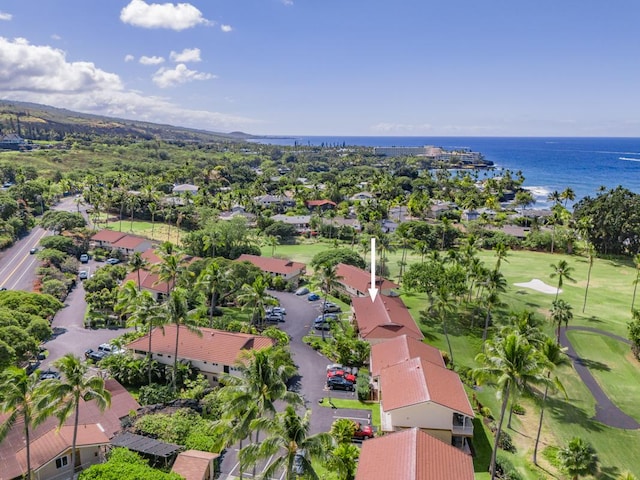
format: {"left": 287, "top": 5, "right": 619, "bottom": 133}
{"left": 0, "top": 100, "right": 253, "bottom": 143}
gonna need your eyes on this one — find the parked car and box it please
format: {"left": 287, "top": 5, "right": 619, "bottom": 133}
{"left": 29, "top": 247, "right": 38, "bottom": 255}
{"left": 323, "top": 302, "right": 341, "bottom": 313}
{"left": 80, "top": 254, "right": 89, "bottom": 263}
{"left": 327, "top": 368, "right": 356, "bottom": 383}
{"left": 326, "top": 363, "right": 343, "bottom": 372}
{"left": 295, "top": 287, "right": 310, "bottom": 296}
{"left": 98, "top": 343, "right": 122, "bottom": 355}
{"left": 314, "top": 319, "right": 333, "bottom": 331}
{"left": 265, "top": 312, "right": 285, "bottom": 323}
{"left": 84, "top": 348, "right": 107, "bottom": 362}
{"left": 327, "top": 375, "right": 355, "bottom": 391}
{"left": 25, "top": 360, "right": 40, "bottom": 375}
{"left": 106, "top": 258, "right": 121, "bottom": 265}
{"left": 267, "top": 306, "right": 286, "bottom": 316}
{"left": 353, "top": 422, "right": 375, "bottom": 440}
{"left": 307, "top": 293, "right": 320, "bottom": 301}
{"left": 39, "top": 369, "right": 61, "bottom": 381}
{"left": 78, "top": 270, "right": 89, "bottom": 280}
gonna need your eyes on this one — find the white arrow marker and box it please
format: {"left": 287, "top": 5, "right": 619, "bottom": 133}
{"left": 368, "top": 237, "right": 379, "bottom": 302}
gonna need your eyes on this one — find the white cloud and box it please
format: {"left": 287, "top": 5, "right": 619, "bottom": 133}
{"left": 124, "top": 54, "right": 135, "bottom": 62}
{"left": 120, "top": 0, "right": 211, "bottom": 31}
{"left": 152, "top": 63, "right": 215, "bottom": 88}
{"left": 0, "top": 12, "right": 12, "bottom": 21}
{"left": 170, "top": 48, "right": 200, "bottom": 63}
{"left": 370, "top": 122, "right": 433, "bottom": 133}
{"left": 220, "top": 24, "right": 232, "bottom": 33}
{"left": 0, "top": 37, "right": 123, "bottom": 93}
{"left": 282, "top": 0, "right": 294, "bottom": 5}
{"left": 139, "top": 55, "right": 165, "bottom": 65}
{"left": 51, "top": 34, "right": 61, "bottom": 41}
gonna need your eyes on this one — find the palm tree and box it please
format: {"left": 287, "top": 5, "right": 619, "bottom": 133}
{"left": 493, "top": 241, "right": 509, "bottom": 273}
{"left": 236, "top": 275, "right": 277, "bottom": 329}
{"left": 48, "top": 354, "right": 111, "bottom": 477}
{"left": 129, "top": 251, "right": 148, "bottom": 293}
{"left": 474, "top": 333, "right": 549, "bottom": 480}
{"left": 632, "top": 254, "right": 640, "bottom": 312}
{"left": 239, "top": 405, "right": 334, "bottom": 480}
{"left": 196, "top": 260, "right": 225, "bottom": 326}
{"left": 581, "top": 241, "right": 595, "bottom": 313}
{"left": 550, "top": 259, "right": 576, "bottom": 301}
{"left": 550, "top": 299, "right": 573, "bottom": 344}
{"left": 432, "top": 285, "right": 456, "bottom": 365}
{"left": 312, "top": 262, "right": 343, "bottom": 341}
{"left": 165, "top": 288, "right": 201, "bottom": 393}
{"left": 0, "top": 367, "right": 51, "bottom": 480}
{"left": 481, "top": 270, "right": 507, "bottom": 350}
{"left": 560, "top": 187, "right": 576, "bottom": 208}
{"left": 533, "top": 338, "right": 568, "bottom": 465}
{"left": 616, "top": 472, "right": 638, "bottom": 480}
{"left": 558, "top": 437, "right": 598, "bottom": 480}
{"left": 153, "top": 241, "right": 183, "bottom": 299}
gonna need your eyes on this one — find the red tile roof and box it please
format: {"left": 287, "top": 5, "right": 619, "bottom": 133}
{"left": 237, "top": 254, "right": 305, "bottom": 276}
{"left": 171, "top": 450, "right": 220, "bottom": 480}
{"left": 336, "top": 263, "right": 398, "bottom": 295}
{"left": 0, "top": 379, "right": 138, "bottom": 479}
{"left": 125, "top": 324, "right": 275, "bottom": 366}
{"left": 371, "top": 335, "right": 445, "bottom": 377}
{"left": 141, "top": 248, "right": 162, "bottom": 264}
{"left": 15, "top": 424, "right": 109, "bottom": 474}
{"left": 380, "top": 357, "right": 474, "bottom": 417}
{"left": 91, "top": 229, "right": 127, "bottom": 243}
{"left": 355, "top": 428, "right": 474, "bottom": 480}
{"left": 351, "top": 295, "right": 423, "bottom": 341}
{"left": 305, "top": 199, "right": 336, "bottom": 207}
{"left": 111, "top": 234, "right": 150, "bottom": 250}
{"left": 124, "top": 269, "right": 171, "bottom": 294}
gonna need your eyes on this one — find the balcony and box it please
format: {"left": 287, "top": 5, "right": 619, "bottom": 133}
{"left": 452, "top": 414, "right": 474, "bottom": 436}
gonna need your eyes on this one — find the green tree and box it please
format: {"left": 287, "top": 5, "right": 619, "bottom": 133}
{"left": 237, "top": 275, "right": 277, "bottom": 328}
{"left": 474, "top": 333, "right": 549, "bottom": 480}
{"left": 533, "top": 338, "right": 568, "bottom": 465}
{"left": 47, "top": 354, "right": 111, "bottom": 477}
{"left": 129, "top": 251, "right": 148, "bottom": 293}
{"left": 632, "top": 254, "right": 640, "bottom": 312}
{"left": 0, "top": 367, "right": 52, "bottom": 480}
{"left": 550, "top": 299, "right": 573, "bottom": 344}
{"left": 312, "top": 262, "right": 343, "bottom": 341}
{"left": 550, "top": 259, "right": 576, "bottom": 301}
{"left": 581, "top": 241, "right": 595, "bottom": 313}
{"left": 239, "top": 405, "right": 334, "bottom": 480}
{"left": 558, "top": 437, "right": 598, "bottom": 480}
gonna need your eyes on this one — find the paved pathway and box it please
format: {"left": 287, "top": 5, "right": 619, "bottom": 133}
{"left": 559, "top": 326, "right": 639, "bottom": 429}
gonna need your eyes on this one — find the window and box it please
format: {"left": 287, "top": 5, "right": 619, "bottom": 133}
{"left": 56, "top": 456, "right": 68, "bottom": 469}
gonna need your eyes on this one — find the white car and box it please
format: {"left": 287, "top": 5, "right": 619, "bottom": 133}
{"left": 295, "top": 287, "right": 310, "bottom": 296}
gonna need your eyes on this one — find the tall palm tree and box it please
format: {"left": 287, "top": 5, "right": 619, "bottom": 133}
{"left": 47, "top": 354, "right": 111, "bottom": 477}
{"left": 581, "top": 241, "right": 595, "bottom": 313}
{"left": 153, "top": 241, "right": 183, "bottom": 300}
{"left": 632, "top": 254, "right": 640, "bottom": 312}
{"left": 312, "top": 263, "right": 343, "bottom": 341}
{"left": 550, "top": 259, "right": 576, "bottom": 301}
{"left": 560, "top": 187, "right": 576, "bottom": 208}
{"left": 129, "top": 251, "right": 148, "bottom": 293}
{"left": 493, "top": 242, "right": 509, "bottom": 273}
{"left": 481, "top": 270, "right": 507, "bottom": 350}
{"left": 0, "top": 367, "right": 51, "bottom": 480}
{"left": 533, "top": 338, "right": 568, "bottom": 466}
{"left": 550, "top": 299, "right": 573, "bottom": 344}
{"left": 236, "top": 275, "right": 277, "bottom": 329}
{"left": 239, "top": 405, "right": 334, "bottom": 480}
{"left": 474, "top": 333, "right": 549, "bottom": 480}
{"left": 165, "top": 288, "right": 201, "bottom": 393}
{"left": 196, "top": 260, "right": 225, "bottom": 326}
{"left": 432, "top": 285, "right": 456, "bottom": 365}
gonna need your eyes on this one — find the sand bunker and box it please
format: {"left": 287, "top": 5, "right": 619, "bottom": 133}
{"left": 514, "top": 278, "right": 559, "bottom": 295}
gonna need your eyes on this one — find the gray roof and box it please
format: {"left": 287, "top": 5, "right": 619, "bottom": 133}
{"left": 110, "top": 432, "right": 182, "bottom": 458}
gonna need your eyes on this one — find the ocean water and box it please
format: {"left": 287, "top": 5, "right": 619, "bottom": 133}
{"left": 250, "top": 136, "right": 640, "bottom": 209}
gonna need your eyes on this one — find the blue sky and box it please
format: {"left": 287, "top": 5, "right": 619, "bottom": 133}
{"left": 0, "top": 0, "right": 639, "bottom": 136}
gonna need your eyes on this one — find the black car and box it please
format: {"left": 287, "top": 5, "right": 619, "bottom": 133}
{"left": 39, "top": 369, "right": 61, "bottom": 381}
{"left": 327, "top": 375, "right": 354, "bottom": 391}
{"left": 85, "top": 348, "right": 107, "bottom": 362}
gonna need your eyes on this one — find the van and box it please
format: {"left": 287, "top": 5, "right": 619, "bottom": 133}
{"left": 80, "top": 254, "right": 89, "bottom": 263}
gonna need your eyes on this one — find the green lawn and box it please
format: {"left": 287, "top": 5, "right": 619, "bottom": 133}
{"left": 318, "top": 398, "right": 381, "bottom": 429}
{"left": 568, "top": 330, "right": 640, "bottom": 422}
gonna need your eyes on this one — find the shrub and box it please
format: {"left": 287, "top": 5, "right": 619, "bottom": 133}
{"left": 138, "top": 384, "right": 174, "bottom": 405}
{"left": 511, "top": 403, "right": 526, "bottom": 415}
{"left": 356, "top": 373, "right": 371, "bottom": 401}
{"left": 495, "top": 452, "right": 523, "bottom": 480}
{"left": 497, "top": 430, "right": 516, "bottom": 453}
{"left": 480, "top": 406, "right": 494, "bottom": 420}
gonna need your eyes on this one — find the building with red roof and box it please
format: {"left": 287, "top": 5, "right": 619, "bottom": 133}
{"left": 0, "top": 379, "right": 139, "bottom": 480}
{"left": 355, "top": 428, "right": 474, "bottom": 480}
{"left": 237, "top": 254, "right": 306, "bottom": 286}
{"left": 304, "top": 199, "right": 336, "bottom": 211}
{"left": 351, "top": 295, "right": 423, "bottom": 344}
{"left": 379, "top": 357, "right": 474, "bottom": 451}
{"left": 335, "top": 263, "right": 398, "bottom": 298}
{"left": 126, "top": 324, "right": 275, "bottom": 385}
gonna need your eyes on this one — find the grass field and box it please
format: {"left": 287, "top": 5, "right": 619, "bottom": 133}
{"left": 264, "top": 239, "right": 640, "bottom": 479}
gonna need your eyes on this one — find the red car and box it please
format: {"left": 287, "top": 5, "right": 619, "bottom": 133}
{"left": 353, "top": 422, "right": 374, "bottom": 440}
{"left": 327, "top": 368, "right": 356, "bottom": 383}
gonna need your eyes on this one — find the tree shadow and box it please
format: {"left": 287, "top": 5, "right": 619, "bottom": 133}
{"left": 585, "top": 316, "right": 604, "bottom": 324}
{"left": 574, "top": 357, "right": 611, "bottom": 372}
{"left": 471, "top": 417, "right": 491, "bottom": 473}
{"left": 599, "top": 465, "right": 621, "bottom": 480}
{"left": 49, "top": 327, "right": 67, "bottom": 339}
{"left": 545, "top": 396, "right": 604, "bottom": 432}
{"left": 515, "top": 290, "right": 529, "bottom": 295}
